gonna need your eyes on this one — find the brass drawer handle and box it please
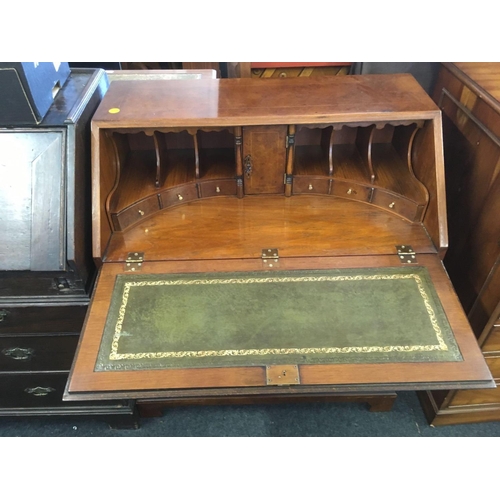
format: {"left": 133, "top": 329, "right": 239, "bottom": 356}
{"left": 177, "top": 194, "right": 184, "bottom": 201}
{"left": 308, "top": 184, "right": 313, "bottom": 191}
{"left": 138, "top": 209, "right": 145, "bottom": 216}
{"left": 0, "top": 309, "right": 8, "bottom": 322}
{"left": 216, "top": 186, "right": 221, "bottom": 193}
{"left": 347, "top": 188, "right": 357, "bottom": 195}
{"left": 389, "top": 202, "right": 396, "bottom": 209}
{"left": 2, "top": 347, "right": 35, "bottom": 361}
{"left": 24, "top": 386, "right": 56, "bottom": 397}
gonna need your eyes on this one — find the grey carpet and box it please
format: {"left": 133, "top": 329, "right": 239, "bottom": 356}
{"left": 0, "top": 391, "right": 499, "bottom": 436}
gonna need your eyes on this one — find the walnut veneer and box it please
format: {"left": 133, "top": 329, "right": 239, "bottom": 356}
{"left": 64, "top": 75, "right": 493, "bottom": 406}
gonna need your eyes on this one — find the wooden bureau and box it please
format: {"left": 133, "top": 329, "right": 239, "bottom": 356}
{"left": 418, "top": 63, "right": 500, "bottom": 425}
{"left": 63, "top": 75, "right": 493, "bottom": 411}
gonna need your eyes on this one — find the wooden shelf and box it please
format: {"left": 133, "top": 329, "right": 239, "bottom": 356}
{"left": 109, "top": 150, "right": 157, "bottom": 213}
{"left": 292, "top": 123, "right": 429, "bottom": 204}
{"left": 107, "top": 128, "right": 238, "bottom": 217}
{"left": 199, "top": 147, "right": 236, "bottom": 180}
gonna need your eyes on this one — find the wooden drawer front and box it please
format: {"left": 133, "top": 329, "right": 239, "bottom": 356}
{"left": 0, "top": 373, "right": 68, "bottom": 408}
{"left": 251, "top": 66, "right": 349, "bottom": 79}
{"left": 160, "top": 184, "right": 199, "bottom": 208}
{"left": 293, "top": 177, "right": 330, "bottom": 195}
{"left": 0, "top": 306, "right": 86, "bottom": 335}
{"left": 0, "top": 372, "right": 132, "bottom": 411}
{"left": 448, "top": 357, "right": 500, "bottom": 407}
{"left": 252, "top": 68, "right": 303, "bottom": 78}
{"left": 449, "top": 385, "right": 500, "bottom": 408}
{"left": 371, "top": 190, "right": 420, "bottom": 221}
{"left": 0, "top": 334, "right": 78, "bottom": 372}
{"left": 482, "top": 326, "right": 500, "bottom": 353}
{"left": 0, "top": 373, "right": 129, "bottom": 410}
{"left": 330, "top": 180, "right": 372, "bottom": 202}
{"left": 198, "top": 179, "right": 237, "bottom": 198}
{"left": 113, "top": 196, "right": 160, "bottom": 231}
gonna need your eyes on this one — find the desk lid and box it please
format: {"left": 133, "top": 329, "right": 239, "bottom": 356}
{"left": 65, "top": 253, "right": 494, "bottom": 401}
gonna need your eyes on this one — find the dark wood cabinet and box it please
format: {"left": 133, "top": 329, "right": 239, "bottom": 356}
{"left": 63, "top": 75, "right": 493, "bottom": 411}
{"left": 0, "top": 69, "right": 137, "bottom": 426}
{"left": 419, "top": 63, "right": 500, "bottom": 425}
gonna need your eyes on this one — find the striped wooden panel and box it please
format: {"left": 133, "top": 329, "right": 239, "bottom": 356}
{"left": 251, "top": 65, "right": 351, "bottom": 78}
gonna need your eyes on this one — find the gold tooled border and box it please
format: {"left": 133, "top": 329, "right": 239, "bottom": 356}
{"left": 108, "top": 273, "right": 448, "bottom": 361}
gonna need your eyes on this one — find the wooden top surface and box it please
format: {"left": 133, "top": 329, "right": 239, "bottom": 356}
{"left": 92, "top": 74, "right": 440, "bottom": 128}
{"left": 444, "top": 63, "right": 500, "bottom": 110}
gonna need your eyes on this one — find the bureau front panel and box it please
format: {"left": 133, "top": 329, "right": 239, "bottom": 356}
{"left": 242, "top": 126, "right": 287, "bottom": 194}
{"left": 65, "top": 255, "right": 493, "bottom": 401}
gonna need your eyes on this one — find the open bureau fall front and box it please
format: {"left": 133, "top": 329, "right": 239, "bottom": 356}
{"left": 64, "top": 75, "right": 494, "bottom": 407}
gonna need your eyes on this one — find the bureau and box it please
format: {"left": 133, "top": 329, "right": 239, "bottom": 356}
{"left": 63, "top": 75, "right": 493, "bottom": 411}
{"left": 418, "top": 63, "right": 500, "bottom": 425}
{"left": 0, "top": 69, "right": 137, "bottom": 426}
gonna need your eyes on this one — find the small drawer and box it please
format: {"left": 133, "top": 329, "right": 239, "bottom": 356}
{"left": 0, "top": 305, "right": 86, "bottom": 335}
{"left": 160, "top": 184, "right": 199, "bottom": 208}
{"left": 251, "top": 68, "right": 303, "bottom": 78}
{"left": 0, "top": 334, "right": 78, "bottom": 372}
{"left": 371, "top": 189, "right": 420, "bottom": 221}
{"left": 198, "top": 179, "right": 237, "bottom": 198}
{"left": 482, "top": 326, "right": 500, "bottom": 353}
{"left": 293, "top": 177, "right": 330, "bottom": 195}
{"left": 330, "top": 180, "right": 372, "bottom": 202}
{"left": 113, "top": 196, "right": 161, "bottom": 231}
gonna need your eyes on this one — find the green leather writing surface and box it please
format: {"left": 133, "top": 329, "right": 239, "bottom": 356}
{"left": 95, "top": 267, "right": 462, "bottom": 371}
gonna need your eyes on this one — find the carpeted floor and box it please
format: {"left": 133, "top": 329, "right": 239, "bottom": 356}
{"left": 0, "top": 391, "right": 499, "bottom": 437}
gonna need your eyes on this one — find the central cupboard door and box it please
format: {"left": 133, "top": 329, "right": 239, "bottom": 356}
{"left": 243, "top": 126, "right": 287, "bottom": 194}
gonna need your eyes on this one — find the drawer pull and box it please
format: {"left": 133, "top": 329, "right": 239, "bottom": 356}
{"left": 138, "top": 209, "right": 145, "bottom": 216}
{"left": 216, "top": 186, "right": 221, "bottom": 193}
{"left": 389, "top": 202, "right": 395, "bottom": 209}
{"left": 177, "top": 194, "right": 184, "bottom": 201}
{"left": 24, "top": 386, "right": 56, "bottom": 397}
{"left": 308, "top": 184, "right": 313, "bottom": 191}
{"left": 347, "top": 188, "right": 357, "bottom": 195}
{"left": 0, "top": 309, "right": 8, "bottom": 322}
{"left": 2, "top": 347, "right": 35, "bottom": 361}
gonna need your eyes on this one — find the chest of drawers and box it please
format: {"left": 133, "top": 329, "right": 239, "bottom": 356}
{"left": 0, "top": 69, "right": 137, "bottom": 427}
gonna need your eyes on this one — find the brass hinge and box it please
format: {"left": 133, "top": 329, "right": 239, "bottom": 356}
{"left": 266, "top": 365, "right": 300, "bottom": 385}
{"left": 396, "top": 245, "right": 418, "bottom": 264}
{"left": 125, "top": 252, "right": 144, "bottom": 272}
{"left": 262, "top": 248, "right": 279, "bottom": 268}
